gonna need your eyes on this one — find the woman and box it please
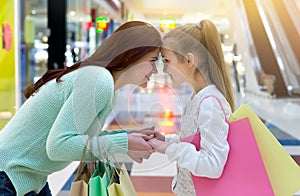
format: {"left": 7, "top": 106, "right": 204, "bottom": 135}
{"left": 0, "top": 21, "right": 162, "bottom": 195}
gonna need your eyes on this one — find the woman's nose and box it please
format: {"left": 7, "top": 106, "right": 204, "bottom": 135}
{"left": 152, "top": 64, "right": 158, "bottom": 74}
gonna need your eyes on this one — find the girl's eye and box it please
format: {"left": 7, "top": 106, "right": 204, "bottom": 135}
{"left": 163, "top": 59, "right": 169, "bottom": 63}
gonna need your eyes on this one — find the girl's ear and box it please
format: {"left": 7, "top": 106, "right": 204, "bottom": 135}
{"left": 185, "top": 52, "right": 195, "bottom": 68}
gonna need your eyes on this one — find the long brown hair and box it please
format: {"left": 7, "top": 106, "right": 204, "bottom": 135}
{"left": 24, "top": 21, "right": 162, "bottom": 98}
{"left": 163, "top": 20, "right": 235, "bottom": 110}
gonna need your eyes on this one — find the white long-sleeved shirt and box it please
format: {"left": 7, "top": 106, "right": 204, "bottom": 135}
{"left": 165, "top": 85, "right": 232, "bottom": 195}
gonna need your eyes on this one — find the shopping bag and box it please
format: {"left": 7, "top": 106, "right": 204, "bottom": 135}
{"left": 108, "top": 183, "right": 124, "bottom": 196}
{"left": 107, "top": 163, "right": 137, "bottom": 196}
{"left": 70, "top": 180, "right": 88, "bottom": 196}
{"left": 229, "top": 104, "right": 300, "bottom": 196}
{"left": 70, "top": 138, "right": 93, "bottom": 196}
{"left": 182, "top": 116, "right": 274, "bottom": 196}
{"left": 89, "top": 161, "right": 114, "bottom": 196}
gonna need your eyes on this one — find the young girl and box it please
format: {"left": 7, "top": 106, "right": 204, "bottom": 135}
{"left": 148, "top": 20, "right": 235, "bottom": 195}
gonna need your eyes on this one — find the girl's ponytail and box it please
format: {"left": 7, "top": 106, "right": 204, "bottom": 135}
{"left": 201, "top": 20, "right": 235, "bottom": 110}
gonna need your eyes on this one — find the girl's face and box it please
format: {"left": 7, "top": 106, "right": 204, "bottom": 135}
{"left": 161, "top": 48, "right": 188, "bottom": 85}
{"left": 124, "top": 48, "right": 160, "bottom": 88}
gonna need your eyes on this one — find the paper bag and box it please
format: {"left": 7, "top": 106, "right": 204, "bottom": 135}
{"left": 229, "top": 104, "right": 300, "bottom": 196}
{"left": 107, "top": 163, "right": 137, "bottom": 196}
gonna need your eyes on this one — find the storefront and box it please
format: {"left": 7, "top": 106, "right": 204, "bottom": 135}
{"left": 0, "top": 0, "right": 18, "bottom": 129}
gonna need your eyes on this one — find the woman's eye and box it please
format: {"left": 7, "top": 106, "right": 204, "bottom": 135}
{"left": 163, "top": 59, "right": 169, "bottom": 63}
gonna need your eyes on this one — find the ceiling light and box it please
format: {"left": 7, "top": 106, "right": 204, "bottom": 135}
{"left": 70, "top": 11, "right": 76, "bottom": 17}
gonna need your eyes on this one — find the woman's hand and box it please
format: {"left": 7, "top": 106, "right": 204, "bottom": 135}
{"left": 148, "top": 138, "right": 171, "bottom": 154}
{"left": 127, "top": 133, "right": 154, "bottom": 163}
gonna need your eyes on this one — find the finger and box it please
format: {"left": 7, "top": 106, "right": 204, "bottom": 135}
{"left": 144, "top": 153, "right": 151, "bottom": 159}
{"left": 135, "top": 144, "right": 153, "bottom": 151}
{"left": 148, "top": 144, "right": 157, "bottom": 151}
{"left": 142, "top": 126, "right": 155, "bottom": 131}
{"left": 148, "top": 126, "right": 155, "bottom": 130}
{"left": 139, "top": 150, "right": 152, "bottom": 159}
{"left": 149, "top": 149, "right": 155, "bottom": 153}
{"left": 147, "top": 139, "right": 155, "bottom": 147}
{"left": 142, "top": 134, "right": 154, "bottom": 141}
{"left": 136, "top": 158, "right": 143, "bottom": 163}
{"left": 140, "top": 130, "right": 157, "bottom": 136}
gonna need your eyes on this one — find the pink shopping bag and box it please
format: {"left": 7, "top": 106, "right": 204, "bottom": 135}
{"left": 229, "top": 104, "right": 300, "bottom": 195}
{"left": 181, "top": 117, "right": 274, "bottom": 196}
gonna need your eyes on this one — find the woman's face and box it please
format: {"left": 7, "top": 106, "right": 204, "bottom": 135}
{"left": 161, "top": 48, "right": 188, "bottom": 85}
{"left": 124, "top": 48, "right": 160, "bottom": 88}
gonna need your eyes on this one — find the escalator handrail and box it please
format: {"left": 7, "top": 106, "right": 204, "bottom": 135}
{"left": 256, "top": 0, "right": 300, "bottom": 93}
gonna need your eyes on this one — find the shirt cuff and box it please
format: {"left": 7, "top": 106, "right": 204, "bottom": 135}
{"left": 100, "top": 129, "right": 130, "bottom": 136}
{"left": 165, "top": 142, "right": 193, "bottom": 163}
{"left": 96, "top": 132, "right": 128, "bottom": 158}
{"left": 165, "top": 134, "right": 180, "bottom": 143}
{"left": 165, "top": 143, "right": 178, "bottom": 162}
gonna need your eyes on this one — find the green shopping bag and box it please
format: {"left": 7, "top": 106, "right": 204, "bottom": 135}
{"left": 89, "top": 161, "right": 114, "bottom": 196}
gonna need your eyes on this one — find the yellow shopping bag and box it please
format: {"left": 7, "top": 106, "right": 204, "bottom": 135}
{"left": 107, "top": 163, "right": 137, "bottom": 196}
{"left": 229, "top": 104, "right": 300, "bottom": 196}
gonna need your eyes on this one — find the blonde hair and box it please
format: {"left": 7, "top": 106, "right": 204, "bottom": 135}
{"left": 163, "top": 20, "right": 235, "bottom": 110}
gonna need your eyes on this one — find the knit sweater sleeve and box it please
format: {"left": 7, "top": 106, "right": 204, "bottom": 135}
{"left": 165, "top": 98, "right": 230, "bottom": 178}
{"left": 46, "top": 67, "right": 128, "bottom": 161}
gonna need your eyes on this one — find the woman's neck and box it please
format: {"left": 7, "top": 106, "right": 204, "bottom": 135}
{"left": 111, "top": 70, "right": 126, "bottom": 91}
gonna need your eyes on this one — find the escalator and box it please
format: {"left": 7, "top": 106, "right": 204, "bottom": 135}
{"left": 242, "top": 0, "right": 300, "bottom": 98}
{"left": 243, "top": 0, "right": 289, "bottom": 97}
{"left": 272, "top": 0, "right": 300, "bottom": 92}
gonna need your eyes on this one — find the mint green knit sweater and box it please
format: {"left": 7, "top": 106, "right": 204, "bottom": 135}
{"left": 0, "top": 66, "right": 128, "bottom": 195}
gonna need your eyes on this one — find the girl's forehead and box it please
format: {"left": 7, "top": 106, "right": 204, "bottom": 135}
{"left": 161, "top": 48, "right": 172, "bottom": 54}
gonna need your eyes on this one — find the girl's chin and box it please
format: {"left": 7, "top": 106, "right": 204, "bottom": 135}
{"left": 171, "top": 79, "right": 184, "bottom": 86}
{"left": 139, "top": 82, "right": 148, "bottom": 88}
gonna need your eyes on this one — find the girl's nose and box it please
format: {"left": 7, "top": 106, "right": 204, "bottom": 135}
{"left": 162, "top": 65, "right": 168, "bottom": 73}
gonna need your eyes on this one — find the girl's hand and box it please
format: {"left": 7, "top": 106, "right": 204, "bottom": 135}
{"left": 148, "top": 138, "right": 171, "bottom": 154}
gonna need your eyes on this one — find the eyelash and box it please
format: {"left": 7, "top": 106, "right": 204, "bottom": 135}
{"left": 163, "top": 59, "right": 169, "bottom": 63}
{"left": 150, "top": 60, "right": 156, "bottom": 65}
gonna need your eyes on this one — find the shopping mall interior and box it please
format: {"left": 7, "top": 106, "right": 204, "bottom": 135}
{"left": 1, "top": 0, "right": 300, "bottom": 195}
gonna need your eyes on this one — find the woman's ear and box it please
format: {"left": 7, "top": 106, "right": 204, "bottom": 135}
{"left": 185, "top": 53, "right": 195, "bottom": 67}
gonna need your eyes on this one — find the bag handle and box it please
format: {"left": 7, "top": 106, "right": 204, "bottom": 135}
{"left": 96, "top": 136, "right": 116, "bottom": 180}
{"left": 75, "top": 137, "right": 93, "bottom": 179}
{"left": 97, "top": 136, "right": 128, "bottom": 185}
{"left": 198, "top": 95, "right": 228, "bottom": 123}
